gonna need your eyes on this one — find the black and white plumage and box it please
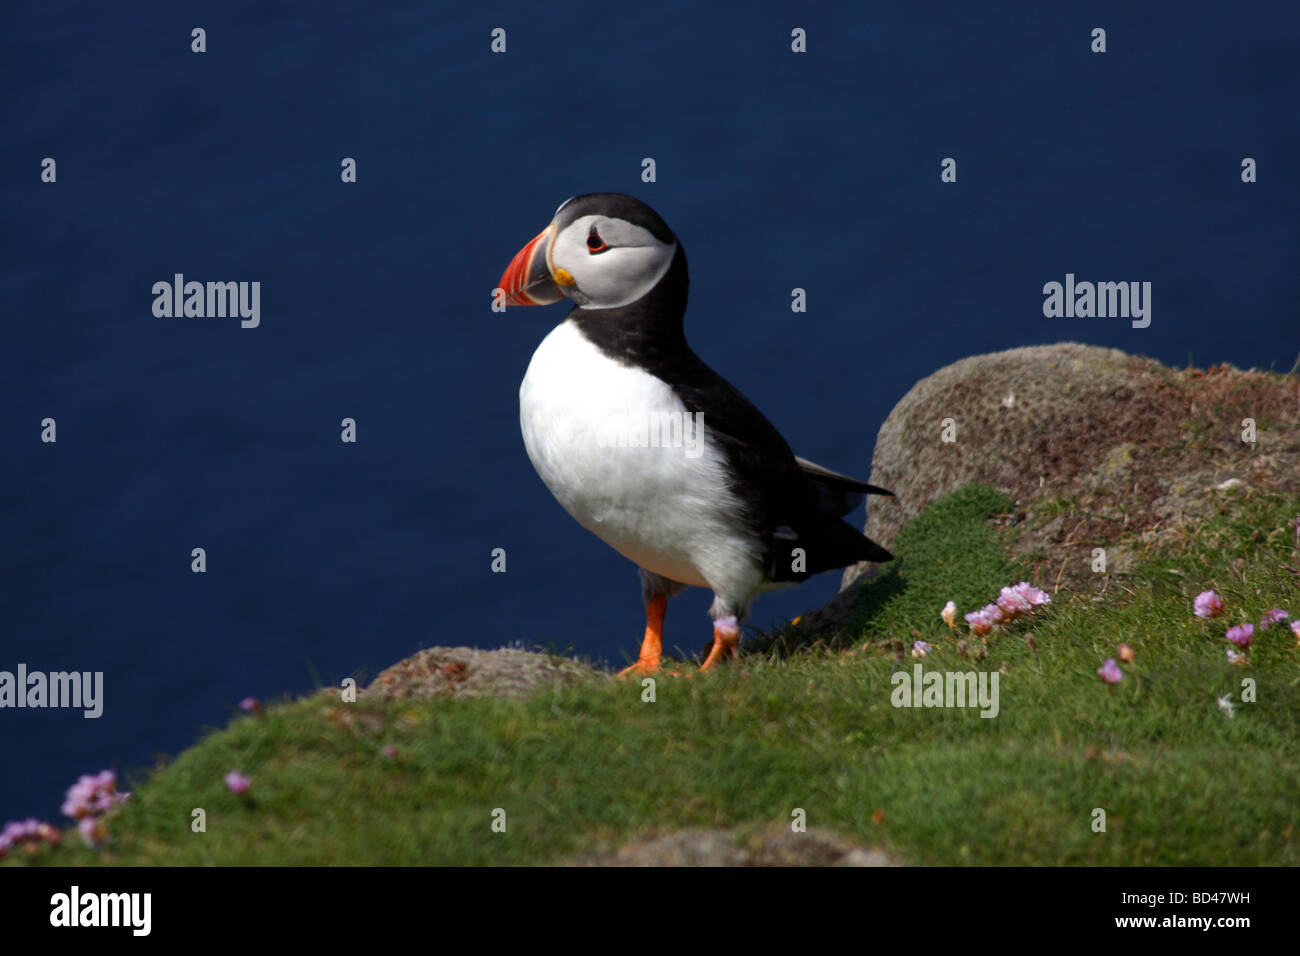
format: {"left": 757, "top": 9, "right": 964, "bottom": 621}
{"left": 499, "top": 193, "right": 893, "bottom": 673}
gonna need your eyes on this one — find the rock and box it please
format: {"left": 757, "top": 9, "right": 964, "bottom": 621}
{"left": 1084, "top": 442, "right": 1139, "bottom": 494}
{"left": 844, "top": 343, "right": 1300, "bottom": 594}
{"left": 576, "top": 825, "right": 901, "bottom": 866}
{"left": 363, "top": 646, "right": 600, "bottom": 701}
{"left": 1102, "top": 543, "right": 1137, "bottom": 575}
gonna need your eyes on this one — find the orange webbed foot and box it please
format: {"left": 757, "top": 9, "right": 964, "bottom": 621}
{"left": 615, "top": 595, "right": 667, "bottom": 678}
{"left": 699, "top": 615, "right": 741, "bottom": 672}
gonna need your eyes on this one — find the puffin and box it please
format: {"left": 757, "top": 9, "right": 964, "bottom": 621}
{"left": 498, "top": 193, "right": 893, "bottom": 675}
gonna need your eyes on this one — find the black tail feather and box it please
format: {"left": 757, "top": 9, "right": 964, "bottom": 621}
{"left": 768, "top": 517, "right": 893, "bottom": 583}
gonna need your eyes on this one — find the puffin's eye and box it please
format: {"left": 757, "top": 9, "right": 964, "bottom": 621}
{"left": 587, "top": 229, "right": 609, "bottom": 254}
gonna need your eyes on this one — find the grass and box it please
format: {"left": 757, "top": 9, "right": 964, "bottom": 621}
{"left": 11, "top": 484, "right": 1300, "bottom": 866}
{"left": 1035, "top": 493, "right": 1082, "bottom": 521}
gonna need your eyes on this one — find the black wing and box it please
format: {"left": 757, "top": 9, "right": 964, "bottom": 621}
{"left": 657, "top": 352, "right": 894, "bottom": 580}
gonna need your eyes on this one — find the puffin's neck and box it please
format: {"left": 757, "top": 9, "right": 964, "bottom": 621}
{"left": 567, "top": 245, "right": 691, "bottom": 367}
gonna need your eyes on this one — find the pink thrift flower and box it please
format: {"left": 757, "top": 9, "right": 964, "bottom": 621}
{"left": 1097, "top": 659, "right": 1123, "bottom": 684}
{"left": 1194, "top": 590, "right": 1224, "bottom": 618}
{"left": 994, "top": 598, "right": 1023, "bottom": 621}
{"left": 78, "top": 817, "right": 104, "bottom": 847}
{"left": 1116, "top": 643, "right": 1135, "bottom": 665}
{"left": 1291, "top": 620, "right": 1300, "bottom": 641}
{"left": 1226, "top": 648, "right": 1246, "bottom": 665}
{"left": 965, "top": 609, "right": 994, "bottom": 637}
{"left": 0, "top": 818, "right": 52, "bottom": 846}
{"left": 382, "top": 745, "right": 398, "bottom": 758}
{"left": 941, "top": 601, "right": 957, "bottom": 628}
{"left": 62, "top": 787, "right": 92, "bottom": 819}
{"left": 1260, "top": 609, "right": 1290, "bottom": 629}
{"left": 1012, "top": 582, "right": 1051, "bottom": 607}
{"left": 996, "top": 586, "right": 1032, "bottom": 619}
{"left": 911, "top": 640, "right": 931, "bottom": 658}
{"left": 225, "top": 771, "right": 251, "bottom": 796}
{"left": 61, "top": 769, "right": 127, "bottom": 822}
{"left": 1225, "top": 623, "right": 1254, "bottom": 648}
{"left": 1, "top": 819, "right": 62, "bottom": 850}
{"left": 238, "top": 697, "right": 261, "bottom": 713}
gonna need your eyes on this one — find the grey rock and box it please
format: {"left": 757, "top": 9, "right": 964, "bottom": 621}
{"left": 843, "top": 343, "right": 1300, "bottom": 593}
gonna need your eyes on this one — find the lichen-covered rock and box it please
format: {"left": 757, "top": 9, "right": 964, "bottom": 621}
{"left": 844, "top": 343, "right": 1300, "bottom": 594}
{"left": 577, "top": 825, "right": 900, "bottom": 866}
{"left": 363, "top": 646, "right": 601, "bottom": 701}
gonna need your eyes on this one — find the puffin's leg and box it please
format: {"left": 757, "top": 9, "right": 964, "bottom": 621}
{"left": 699, "top": 615, "right": 741, "bottom": 671}
{"left": 617, "top": 595, "right": 667, "bottom": 676}
{"left": 617, "top": 570, "right": 686, "bottom": 676}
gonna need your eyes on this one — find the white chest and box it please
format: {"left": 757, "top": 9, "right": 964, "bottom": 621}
{"left": 518, "top": 320, "right": 756, "bottom": 589}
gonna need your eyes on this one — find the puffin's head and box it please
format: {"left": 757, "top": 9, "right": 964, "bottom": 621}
{"left": 497, "top": 193, "right": 679, "bottom": 309}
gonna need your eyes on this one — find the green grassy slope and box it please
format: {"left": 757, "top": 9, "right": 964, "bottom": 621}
{"left": 12, "top": 484, "right": 1299, "bottom": 866}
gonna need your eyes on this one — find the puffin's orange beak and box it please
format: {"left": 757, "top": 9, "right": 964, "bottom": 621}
{"left": 497, "top": 224, "right": 565, "bottom": 306}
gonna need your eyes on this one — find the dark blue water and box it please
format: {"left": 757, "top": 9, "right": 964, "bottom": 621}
{"left": 3, "top": 1, "right": 1297, "bottom": 822}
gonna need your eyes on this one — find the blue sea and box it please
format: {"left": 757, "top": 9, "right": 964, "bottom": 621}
{"left": 2, "top": 1, "right": 1297, "bottom": 822}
